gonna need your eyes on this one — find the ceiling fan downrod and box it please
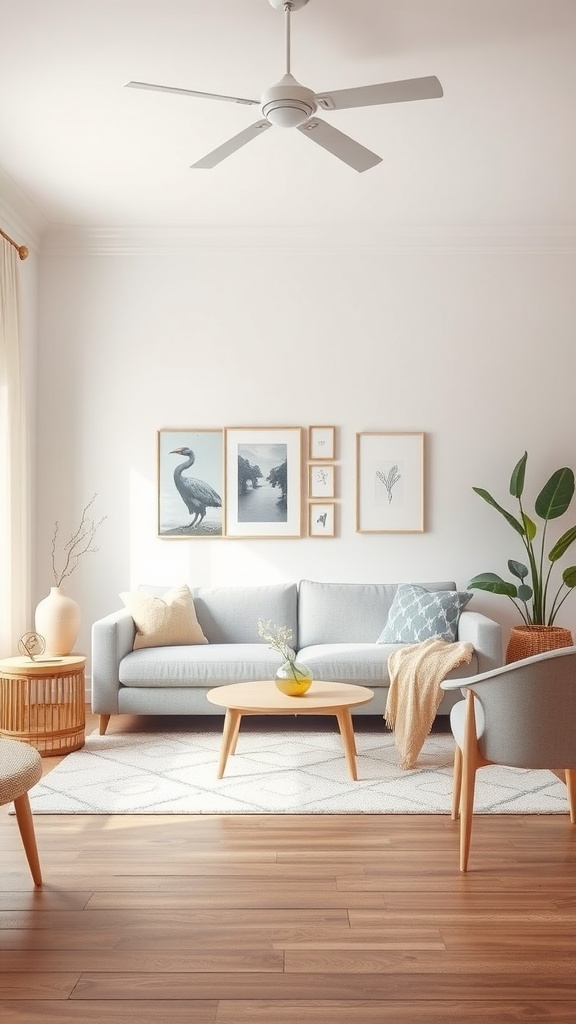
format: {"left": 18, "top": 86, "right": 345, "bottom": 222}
{"left": 263, "top": 0, "right": 316, "bottom": 128}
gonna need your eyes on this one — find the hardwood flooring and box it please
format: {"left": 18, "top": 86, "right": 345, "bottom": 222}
{"left": 1, "top": 711, "right": 576, "bottom": 1022}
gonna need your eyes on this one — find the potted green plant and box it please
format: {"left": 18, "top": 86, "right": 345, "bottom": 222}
{"left": 469, "top": 452, "right": 576, "bottom": 661}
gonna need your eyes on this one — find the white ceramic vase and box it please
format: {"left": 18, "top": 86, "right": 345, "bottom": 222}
{"left": 34, "top": 586, "right": 81, "bottom": 656}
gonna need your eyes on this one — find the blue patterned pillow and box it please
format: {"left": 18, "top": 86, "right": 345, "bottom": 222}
{"left": 377, "top": 584, "right": 472, "bottom": 644}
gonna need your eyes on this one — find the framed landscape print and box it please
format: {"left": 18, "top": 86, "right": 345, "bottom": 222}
{"left": 158, "top": 429, "right": 224, "bottom": 537}
{"left": 225, "top": 427, "right": 303, "bottom": 538}
{"left": 309, "top": 502, "right": 335, "bottom": 538}
{"left": 309, "top": 425, "right": 335, "bottom": 460}
{"left": 356, "top": 432, "right": 424, "bottom": 533}
{"left": 309, "top": 463, "right": 335, "bottom": 499}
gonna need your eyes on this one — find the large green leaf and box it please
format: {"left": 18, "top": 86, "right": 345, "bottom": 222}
{"left": 522, "top": 513, "right": 537, "bottom": 541}
{"left": 517, "top": 584, "right": 533, "bottom": 602}
{"left": 509, "top": 452, "right": 527, "bottom": 498}
{"left": 535, "top": 468, "right": 575, "bottom": 521}
{"left": 548, "top": 524, "right": 576, "bottom": 562}
{"left": 472, "top": 488, "right": 525, "bottom": 536}
{"left": 508, "top": 560, "right": 528, "bottom": 580}
{"left": 468, "top": 573, "right": 518, "bottom": 597}
{"left": 562, "top": 566, "right": 576, "bottom": 588}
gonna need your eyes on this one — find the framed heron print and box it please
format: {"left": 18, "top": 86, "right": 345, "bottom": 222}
{"left": 356, "top": 432, "right": 424, "bottom": 533}
{"left": 225, "top": 427, "right": 303, "bottom": 538}
{"left": 158, "top": 429, "right": 224, "bottom": 537}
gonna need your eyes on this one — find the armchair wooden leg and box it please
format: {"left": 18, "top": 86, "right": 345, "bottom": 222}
{"left": 99, "top": 714, "right": 110, "bottom": 735}
{"left": 452, "top": 745, "right": 462, "bottom": 820}
{"left": 13, "top": 793, "right": 42, "bottom": 887}
{"left": 565, "top": 768, "right": 576, "bottom": 824}
{"left": 460, "top": 691, "right": 479, "bottom": 873}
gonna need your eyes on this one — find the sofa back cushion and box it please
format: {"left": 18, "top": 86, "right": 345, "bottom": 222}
{"left": 297, "top": 580, "right": 457, "bottom": 647}
{"left": 192, "top": 583, "right": 298, "bottom": 644}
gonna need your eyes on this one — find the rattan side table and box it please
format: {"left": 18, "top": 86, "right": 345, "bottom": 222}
{"left": 0, "top": 655, "right": 86, "bottom": 756}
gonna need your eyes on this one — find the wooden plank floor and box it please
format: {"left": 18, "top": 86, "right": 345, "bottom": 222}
{"left": 1, "top": 710, "right": 576, "bottom": 1022}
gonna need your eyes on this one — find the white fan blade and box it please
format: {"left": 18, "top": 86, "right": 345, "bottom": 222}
{"left": 125, "top": 81, "right": 259, "bottom": 106}
{"left": 297, "top": 118, "right": 381, "bottom": 173}
{"left": 191, "top": 120, "right": 271, "bottom": 169}
{"left": 316, "top": 76, "right": 443, "bottom": 110}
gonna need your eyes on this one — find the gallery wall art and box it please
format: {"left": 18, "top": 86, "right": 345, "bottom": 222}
{"left": 158, "top": 426, "right": 425, "bottom": 539}
{"left": 158, "top": 429, "right": 224, "bottom": 537}
{"left": 356, "top": 432, "right": 425, "bottom": 533}
{"left": 225, "top": 427, "right": 303, "bottom": 539}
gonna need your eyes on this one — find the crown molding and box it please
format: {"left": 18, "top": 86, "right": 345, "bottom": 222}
{"left": 0, "top": 167, "right": 49, "bottom": 255}
{"left": 41, "top": 223, "right": 576, "bottom": 257}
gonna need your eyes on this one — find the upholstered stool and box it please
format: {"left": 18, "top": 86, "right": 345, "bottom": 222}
{"left": 0, "top": 738, "right": 43, "bottom": 885}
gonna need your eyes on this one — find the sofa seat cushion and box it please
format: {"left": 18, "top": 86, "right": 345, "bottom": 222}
{"left": 298, "top": 643, "right": 480, "bottom": 688}
{"left": 119, "top": 644, "right": 283, "bottom": 688}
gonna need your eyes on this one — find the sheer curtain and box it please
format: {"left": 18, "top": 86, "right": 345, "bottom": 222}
{"left": 0, "top": 236, "right": 30, "bottom": 657}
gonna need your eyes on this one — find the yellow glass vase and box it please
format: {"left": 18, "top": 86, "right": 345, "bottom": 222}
{"left": 275, "top": 660, "right": 313, "bottom": 696}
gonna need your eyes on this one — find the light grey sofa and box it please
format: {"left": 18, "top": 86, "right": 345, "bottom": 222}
{"left": 91, "top": 579, "right": 502, "bottom": 734}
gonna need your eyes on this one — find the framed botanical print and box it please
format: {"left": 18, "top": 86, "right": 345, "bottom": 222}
{"left": 309, "top": 502, "right": 335, "bottom": 537}
{"left": 158, "top": 429, "right": 224, "bottom": 537}
{"left": 225, "top": 427, "right": 303, "bottom": 538}
{"left": 309, "top": 425, "right": 335, "bottom": 460}
{"left": 308, "top": 463, "right": 335, "bottom": 499}
{"left": 356, "top": 432, "right": 425, "bottom": 533}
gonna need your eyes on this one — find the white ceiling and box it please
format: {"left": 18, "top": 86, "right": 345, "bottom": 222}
{"left": 1, "top": 0, "right": 575, "bottom": 234}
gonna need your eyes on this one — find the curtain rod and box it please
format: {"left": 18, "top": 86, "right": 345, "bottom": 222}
{"left": 0, "top": 225, "right": 29, "bottom": 260}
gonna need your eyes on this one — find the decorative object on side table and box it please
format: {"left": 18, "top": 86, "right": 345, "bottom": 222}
{"left": 468, "top": 452, "right": 576, "bottom": 662}
{"left": 257, "top": 618, "right": 313, "bottom": 696}
{"left": 35, "top": 494, "right": 107, "bottom": 656}
{"left": 17, "top": 632, "right": 47, "bottom": 661}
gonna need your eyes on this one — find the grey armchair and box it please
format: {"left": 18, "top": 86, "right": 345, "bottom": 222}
{"left": 441, "top": 646, "right": 576, "bottom": 872}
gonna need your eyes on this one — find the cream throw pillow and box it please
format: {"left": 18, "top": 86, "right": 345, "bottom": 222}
{"left": 120, "top": 584, "right": 208, "bottom": 650}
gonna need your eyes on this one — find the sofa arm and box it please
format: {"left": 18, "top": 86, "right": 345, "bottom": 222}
{"left": 457, "top": 610, "right": 503, "bottom": 674}
{"left": 91, "top": 608, "right": 136, "bottom": 714}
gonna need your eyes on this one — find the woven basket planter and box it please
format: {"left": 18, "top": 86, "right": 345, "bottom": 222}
{"left": 505, "top": 624, "right": 574, "bottom": 664}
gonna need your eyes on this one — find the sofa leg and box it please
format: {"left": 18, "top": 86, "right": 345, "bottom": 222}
{"left": 99, "top": 714, "right": 110, "bottom": 735}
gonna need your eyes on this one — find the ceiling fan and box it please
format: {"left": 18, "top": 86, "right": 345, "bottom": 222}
{"left": 125, "top": 0, "right": 443, "bottom": 173}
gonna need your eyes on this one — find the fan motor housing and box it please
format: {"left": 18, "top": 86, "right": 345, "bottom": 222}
{"left": 261, "top": 74, "right": 317, "bottom": 128}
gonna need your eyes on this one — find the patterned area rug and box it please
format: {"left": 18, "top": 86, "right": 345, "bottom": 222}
{"left": 26, "top": 726, "right": 570, "bottom": 815}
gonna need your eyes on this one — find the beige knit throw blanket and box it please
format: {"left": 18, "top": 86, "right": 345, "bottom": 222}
{"left": 385, "top": 637, "right": 474, "bottom": 769}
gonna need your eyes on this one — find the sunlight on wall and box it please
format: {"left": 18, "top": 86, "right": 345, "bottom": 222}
{"left": 130, "top": 468, "right": 304, "bottom": 589}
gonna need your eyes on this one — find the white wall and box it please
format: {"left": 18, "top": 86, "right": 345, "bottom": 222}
{"left": 35, "top": 239, "right": 576, "bottom": 667}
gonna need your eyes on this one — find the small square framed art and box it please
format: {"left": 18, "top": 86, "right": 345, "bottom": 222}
{"left": 309, "top": 502, "right": 335, "bottom": 538}
{"left": 309, "top": 425, "right": 335, "bottom": 460}
{"left": 308, "top": 463, "right": 335, "bottom": 499}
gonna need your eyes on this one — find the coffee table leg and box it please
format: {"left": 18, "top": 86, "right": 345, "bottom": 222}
{"left": 230, "top": 714, "right": 242, "bottom": 755}
{"left": 217, "top": 709, "right": 242, "bottom": 779}
{"left": 336, "top": 709, "right": 358, "bottom": 781}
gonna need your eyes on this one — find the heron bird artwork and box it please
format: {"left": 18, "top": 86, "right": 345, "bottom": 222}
{"left": 170, "top": 447, "right": 222, "bottom": 533}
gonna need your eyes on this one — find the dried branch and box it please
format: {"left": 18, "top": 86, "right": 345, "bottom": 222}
{"left": 51, "top": 493, "right": 108, "bottom": 587}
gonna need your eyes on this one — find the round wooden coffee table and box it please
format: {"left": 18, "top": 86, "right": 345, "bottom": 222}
{"left": 206, "top": 679, "right": 375, "bottom": 781}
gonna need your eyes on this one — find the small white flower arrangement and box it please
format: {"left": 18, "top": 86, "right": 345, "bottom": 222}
{"left": 257, "top": 618, "right": 296, "bottom": 663}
